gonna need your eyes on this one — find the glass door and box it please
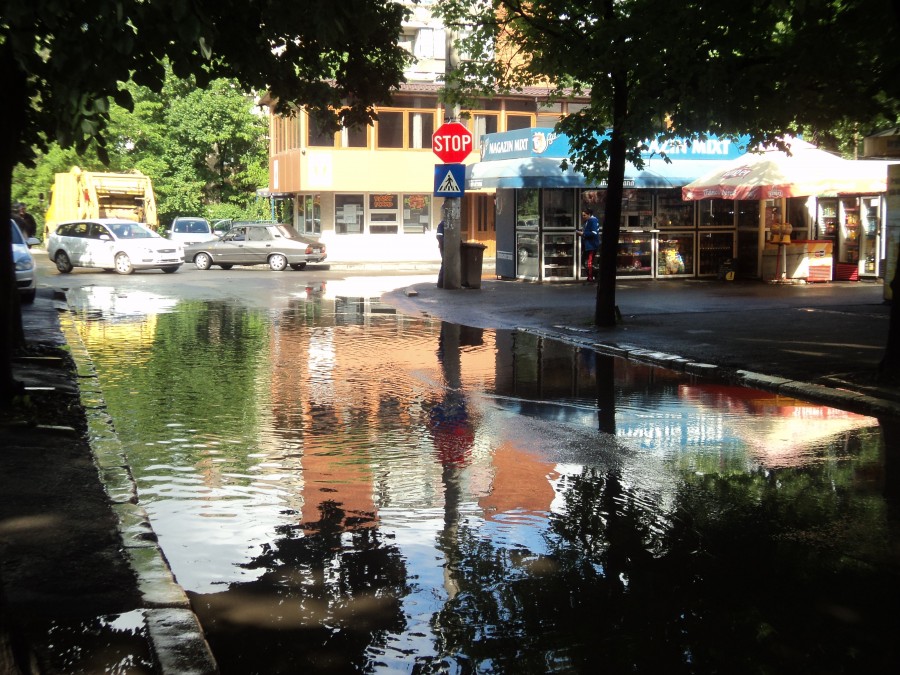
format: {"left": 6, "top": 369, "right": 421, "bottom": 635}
{"left": 860, "top": 197, "right": 880, "bottom": 277}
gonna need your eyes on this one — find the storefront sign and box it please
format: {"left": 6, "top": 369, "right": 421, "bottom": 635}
{"left": 478, "top": 128, "right": 749, "bottom": 163}
{"left": 369, "top": 194, "right": 398, "bottom": 210}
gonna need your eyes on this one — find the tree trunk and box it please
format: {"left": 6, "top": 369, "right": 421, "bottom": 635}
{"left": 878, "top": 242, "right": 900, "bottom": 383}
{"left": 0, "top": 42, "right": 28, "bottom": 407}
{"left": 594, "top": 76, "right": 628, "bottom": 328}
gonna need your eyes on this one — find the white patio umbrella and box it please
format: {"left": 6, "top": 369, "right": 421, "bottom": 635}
{"left": 681, "top": 138, "right": 887, "bottom": 201}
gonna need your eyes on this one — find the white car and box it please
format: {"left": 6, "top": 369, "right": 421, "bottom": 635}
{"left": 48, "top": 219, "right": 183, "bottom": 275}
{"left": 11, "top": 218, "right": 38, "bottom": 303}
{"left": 165, "top": 216, "right": 216, "bottom": 246}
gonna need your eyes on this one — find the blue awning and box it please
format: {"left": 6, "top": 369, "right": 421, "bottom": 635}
{"left": 465, "top": 156, "right": 725, "bottom": 190}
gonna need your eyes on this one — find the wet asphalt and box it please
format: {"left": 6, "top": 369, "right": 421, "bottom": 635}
{"left": 3, "top": 261, "right": 899, "bottom": 673}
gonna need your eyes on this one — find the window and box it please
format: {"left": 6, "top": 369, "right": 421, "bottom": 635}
{"left": 542, "top": 190, "right": 574, "bottom": 229}
{"left": 308, "top": 116, "right": 335, "bottom": 147}
{"left": 377, "top": 111, "right": 404, "bottom": 148}
{"left": 298, "top": 195, "right": 321, "bottom": 235}
{"left": 342, "top": 124, "right": 369, "bottom": 148}
{"left": 374, "top": 108, "right": 436, "bottom": 149}
{"left": 247, "top": 227, "right": 273, "bottom": 242}
{"left": 369, "top": 194, "right": 399, "bottom": 234}
{"left": 517, "top": 189, "right": 540, "bottom": 229}
{"left": 403, "top": 194, "right": 431, "bottom": 233}
{"left": 336, "top": 194, "right": 364, "bottom": 234}
{"left": 408, "top": 112, "right": 434, "bottom": 149}
{"left": 506, "top": 114, "right": 533, "bottom": 131}
{"left": 463, "top": 112, "right": 499, "bottom": 139}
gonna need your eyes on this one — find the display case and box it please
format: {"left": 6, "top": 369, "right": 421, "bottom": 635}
{"left": 656, "top": 189, "right": 694, "bottom": 229}
{"left": 542, "top": 232, "right": 576, "bottom": 280}
{"left": 621, "top": 190, "right": 653, "bottom": 229}
{"left": 816, "top": 199, "right": 838, "bottom": 241}
{"left": 698, "top": 231, "right": 735, "bottom": 276}
{"left": 860, "top": 197, "right": 880, "bottom": 277}
{"left": 616, "top": 232, "right": 653, "bottom": 277}
{"left": 658, "top": 233, "right": 694, "bottom": 276}
{"left": 839, "top": 197, "right": 860, "bottom": 265}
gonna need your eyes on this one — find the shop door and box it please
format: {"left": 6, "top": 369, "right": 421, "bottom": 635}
{"left": 464, "top": 193, "right": 496, "bottom": 258}
{"left": 859, "top": 196, "right": 880, "bottom": 277}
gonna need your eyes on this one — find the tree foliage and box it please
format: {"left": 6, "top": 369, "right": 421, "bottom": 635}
{"left": 0, "top": 0, "right": 410, "bottom": 404}
{"left": 437, "top": 0, "right": 900, "bottom": 328}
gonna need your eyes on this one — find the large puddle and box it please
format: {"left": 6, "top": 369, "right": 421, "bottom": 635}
{"left": 67, "top": 282, "right": 899, "bottom": 673}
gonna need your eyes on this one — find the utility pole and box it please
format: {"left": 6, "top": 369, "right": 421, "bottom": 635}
{"left": 441, "top": 23, "right": 462, "bottom": 290}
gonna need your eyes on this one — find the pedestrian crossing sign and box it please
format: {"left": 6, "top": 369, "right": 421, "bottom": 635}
{"left": 433, "top": 163, "right": 466, "bottom": 197}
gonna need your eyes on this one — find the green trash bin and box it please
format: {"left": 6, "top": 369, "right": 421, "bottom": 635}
{"left": 460, "top": 242, "right": 487, "bottom": 289}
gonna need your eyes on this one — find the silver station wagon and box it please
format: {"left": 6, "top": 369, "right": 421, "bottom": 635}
{"left": 48, "top": 219, "right": 183, "bottom": 274}
{"left": 184, "top": 221, "right": 327, "bottom": 271}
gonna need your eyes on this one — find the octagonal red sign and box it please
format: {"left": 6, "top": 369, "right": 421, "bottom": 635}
{"left": 432, "top": 122, "right": 473, "bottom": 163}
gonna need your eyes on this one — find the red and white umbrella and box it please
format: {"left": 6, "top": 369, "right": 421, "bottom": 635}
{"left": 681, "top": 138, "right": 888, "bottom": 201}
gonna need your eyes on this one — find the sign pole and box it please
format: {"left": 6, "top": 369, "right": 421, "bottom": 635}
{"left": 442, "top": 26, "right": 463, "bottom": 290}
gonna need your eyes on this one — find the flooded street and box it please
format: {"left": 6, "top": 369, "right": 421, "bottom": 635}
{"left": 66, "top": 279, "right": 899, "bottom": 673}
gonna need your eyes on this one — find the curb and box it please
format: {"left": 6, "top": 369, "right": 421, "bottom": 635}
{"left": 522, "top": 325, "right": 900, "bottom": 421}
{"left": 57, "top": 309, "right": 219, "bottom": 674}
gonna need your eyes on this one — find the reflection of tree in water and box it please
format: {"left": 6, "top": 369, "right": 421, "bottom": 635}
{"left": 189, "top": 499, "right": 408, "bottom": 674}
{"left": 430, "top": 462, "right": 900, "bottom": 673}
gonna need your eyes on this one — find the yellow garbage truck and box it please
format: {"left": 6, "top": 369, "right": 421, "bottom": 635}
{"left": 44, "top": 166, "right": 158, "bottom": 237}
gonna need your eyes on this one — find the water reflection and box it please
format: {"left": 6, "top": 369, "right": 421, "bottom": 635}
{"left": 67, "top": 286, "right": 899, "bottom": 673}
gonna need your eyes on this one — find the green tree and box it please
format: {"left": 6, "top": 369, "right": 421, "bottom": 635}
{"left": 1, "top": 0, "right": 410, "bottom": 404}
{"left": 437, "top": 0, "right": 900, "bottom": 332}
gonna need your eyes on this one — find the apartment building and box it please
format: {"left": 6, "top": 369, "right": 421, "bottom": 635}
{"left": 264, "top": 0, "right": 584, "bottom": 264}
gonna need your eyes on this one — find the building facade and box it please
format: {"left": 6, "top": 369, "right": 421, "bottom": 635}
{"left": 264, "top": 1, "right": 587, "bottom": 264}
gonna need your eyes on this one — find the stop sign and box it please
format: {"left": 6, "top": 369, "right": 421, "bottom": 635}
{"left": 432, "top": 122, "right": 473, "bottom": 163}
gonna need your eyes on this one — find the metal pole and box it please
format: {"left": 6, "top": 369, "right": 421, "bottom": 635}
{"left": 442, "top": 24, "right": 462, "bottom": 289}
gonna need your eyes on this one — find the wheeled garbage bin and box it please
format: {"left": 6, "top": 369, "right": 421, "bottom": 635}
{"left": 460, "top": 242, "right": 487, "bottom": 289}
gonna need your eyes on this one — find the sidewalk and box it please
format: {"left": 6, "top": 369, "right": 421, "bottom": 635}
{"left": 384, "top": 273, "right": 900, "bottom": 419}
{"left": 2, "top": 290, "right": 217, "bottom": 674}
{"left": 2, "top": 270, "right": 898, "bottom": 672}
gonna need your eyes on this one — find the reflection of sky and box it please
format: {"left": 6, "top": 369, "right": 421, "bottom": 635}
{"left": 71, "top": 289, "right": 886, "bottom": 667}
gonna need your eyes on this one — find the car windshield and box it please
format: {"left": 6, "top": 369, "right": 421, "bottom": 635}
{"left": 10, "top": 219, "right": 25, "bottom": 245}
{"left": 109, "top": 222, "right": 156, "bottom": 239}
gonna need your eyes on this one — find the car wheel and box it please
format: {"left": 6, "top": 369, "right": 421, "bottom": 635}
{"left": 289, "top": 262, "right": 307, "bottom": 271}
{"left": 21, "top": 289, "right": 36, "bottom": 304}
{"left": 219, "top": 264, "right": 233, "bottom": 270}
{"left": 114, "top": 252, "right": 134, "bottom": 275}
{"left": 54, "top": 251, "right": 73, "bottom": 274}
{"left": 269, "top": 254, "right": 288, "bottom": 271}
{"left": 161, "top": 265, "right": 181, "bottom": 274}
{"left": 194, "top": 252, "right": 212, "bottom": 270}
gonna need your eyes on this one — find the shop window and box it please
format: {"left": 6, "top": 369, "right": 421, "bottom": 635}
{"left": 656, "top": 188, "right": 693, "bottom": 228}
{"left": 403, "top": 194, "right": 432, "bottom": 233}
{"left": 369, "top": 193, "right": 399, "bottom": 234}
{"left": 336, "top": 194, "right": 364, "bottom": 234}
{"left": 298, "top": 194, "right": 321, "bottom": 235}
{"left": 542, "top": 189, "right": 574, "bottom": 229}
{"left": 517, "top": 188, "right": 540, "bottom": 228}
{"left": 699, "top": 199, "right": 736, "bottom": 227}
{"left": 377, "top": 111, "right": 404, "bottom": 148}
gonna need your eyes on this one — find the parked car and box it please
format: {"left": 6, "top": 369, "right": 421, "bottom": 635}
{"left": 184, "top": 222, "right": 327, "bottom": 271}
{"left": 48, "top": 219, "right": 183, "bottom": 275}
{"left": 165, "top": 216, "right": 216, "bottom": 246}
{"left": 11, "top": 218, "right": 39, "bottom": 303}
